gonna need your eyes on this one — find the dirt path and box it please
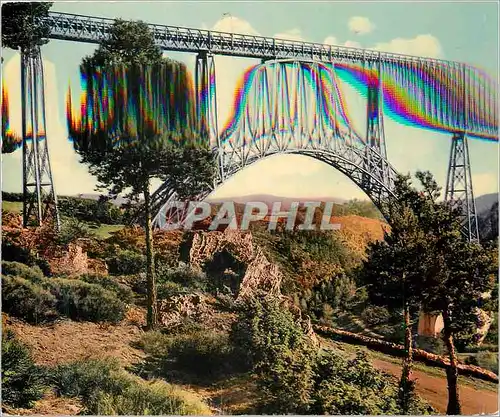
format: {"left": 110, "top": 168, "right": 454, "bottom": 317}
{"left": 373, "top": 359, "right": 498, "bottom": 415}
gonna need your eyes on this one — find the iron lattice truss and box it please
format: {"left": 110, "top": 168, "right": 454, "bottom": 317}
{"left": 445, "top": 133, "right": 479, "bottom": 242}
{"left": 21, "top": 48, "right": 60, "bottom": 229}
{"left": 44, "top": 11, "right": 498, "bottom": 141}
{"left": 42, "top": 12, "right": 483, "bottom": 65}
{"left": 153, "top": 59, "right": 396, "bottom": 229}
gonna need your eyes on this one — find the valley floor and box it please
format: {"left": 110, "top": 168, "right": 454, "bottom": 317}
{"left": 6, "top": 314, "right": 498, "bottom": 415}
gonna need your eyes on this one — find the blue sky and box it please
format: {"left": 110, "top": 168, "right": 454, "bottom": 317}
{"left": 2, "top": 0, "right": 498, "bottom": 201}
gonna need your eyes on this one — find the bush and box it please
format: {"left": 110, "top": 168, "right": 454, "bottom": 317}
{"left": 415, "top": 335, "right": 446, "bottom": 356}
{"left": 57, "top": 218, "right": 93, "bottom": 245}
{"left": 2, "top": 276, "right": 58, "bottom": 323}
{"left": 107, "top": 250, "right": 145, "bottom": 275}
{"left": 79, "top": 274, "right": 134, "bottom": 304}
{"left": 231, "top": 298, "right": 316, "bottom": 414}
{"left": 45, "top": 278, "right": 126, "bottom": 323}
{"left": 93, "top": 379, "right": 211, "bottom": 415}
{"left": 156, "top": 263, "right": 207, "bottom": 291}
{"left": 2, "top": 261, "right": 45, "bottom": 282}
{"left": 157, "top": 281, "right": 187, "bottom": 300}
{"left": 310, "top": 350, "right": 432, "bottom": 415}
{"left": 1, "top": 330, "right": 45, "bottom": 408}
{"left": 49, "top": 358, "right": 210, "bottom": 415}
{"left": 474, "top": 351, "right": 498, "bottom": 373}
{"left": 361, "top": 305, "right": 391, "bottom": 327}
{"left": 136, "top": 329, "right": 242, "bottom": 381}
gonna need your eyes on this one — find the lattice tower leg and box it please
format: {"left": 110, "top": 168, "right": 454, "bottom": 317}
{"left": 21, "top": 48, "right": 60, "bottom": 230}
{"left": 195, "top": 52, "right": 222, "bottom": 186}
{"left": 362, "top": 61, "right": 388, "bottom": 193}
{"left": 445, "top": 132, "right": 479, "bottom": 242}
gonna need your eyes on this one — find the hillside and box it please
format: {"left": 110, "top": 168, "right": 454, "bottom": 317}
{"left": 1, "top": 200, "right": 497, "bottom": 416}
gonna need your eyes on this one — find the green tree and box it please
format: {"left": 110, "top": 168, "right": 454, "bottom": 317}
{"left": 362, "top": 174, "right": 429, "bottom": 413}
{"left": 368, "top": 171, "right": 496, "bottom": 414}
{"left": 69, "top": 19, "right": 216, "bottom": 329}
{"left": 1, "top": 2, "right": 52, "bottom": 56}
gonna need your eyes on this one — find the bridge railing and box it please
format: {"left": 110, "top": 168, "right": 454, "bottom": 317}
{"left": 45, "top": 11, "right": 462, "bottom": 67}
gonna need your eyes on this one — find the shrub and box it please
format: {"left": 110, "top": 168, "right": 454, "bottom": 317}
{"left": 361, "top": 305, "right": 391, "bottom": 327}
{"left": 107, "top": 250, "right": 145, "bottom": 275}
{"left": 157, "top": 263, "right": 207, "bottom": 291}
{"left": 2, "top": 276, "right": 58, "bottom": 323}
{"left": 137, "top": 329, "right": 242, "bottom": 381}
{"left": 475, "top": 351, "right": 498, "bottom": 373}
{"left": 50, "top": 358, "right": 129, "bottom": 404}
{"left": 157, "top": 281, "right": 186, "bottom": 300}
{"left": 231, "top": 298, "right": 316, "bottom": 414}
{"left": 49, "top": 358, "right": 210, "bottom": 415}
{"left": 1, "top": 330, "right": 45, "bottom": 408}
{"left": 2, "top": 261, "right": 44, "bottom": 282}
{"left": 93, "top": 379, "right": 211, "bottom": 415}
{"left": 79, "top": 274, "right": 134, "bottom": 304}
{"left": 45, "top": 278, "right": 126, "bottom": 323}
{"left": 57, "top": 218, "right": 93, "bottom": 245}
{"left": 415, "top": 335, "right": 446, "bottom": 356}
{"left": 310, "top": 350, "right": 430, "bottom": 415}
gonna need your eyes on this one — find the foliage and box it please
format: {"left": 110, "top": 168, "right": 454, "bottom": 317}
{"left": 58, "top": 195, "right": 125, "bottom": 225}
{"left": 49, "top": 356, "right": 210, "bottom": 414}
{"left": 415, "top": 336, "right": 446, "bottom": 356}
{"left": 45, "top": 278, "right": 126, "bottom": 323}
{"left": 57, "top": 217, "right": 94, "bottom": 246}
{"left": 1, "top": 330, "right": 45, "bottom": 408}
{"left": 2, "top": 276, "right": 58, "bottom": 323}
{"left": 91, "top": 378, "right": 211, "bottom": 415}
{"left": 79, "top": 274, "right": 135, "bottom": 304}
{"left": 136, "top": 329, "right": 242, "bottom": 382}
{"left": 464, "top": 351, "right": 498, "bottom": 374}
{"left": 361, "top": 305, "right": 391, "bottom": 327}
{"left": 337, "top": 198, "right": 384, "bottom": 219}
{"left": 107, "top": 249, "right": 146, "bottom": 275}
{"left": 2, "top": 260, "right": 45, "bottom": 282}
{"left": 1, "top": 2, "right": 53, "bottom": 55}
{"left": 311, "top": 350, "right": 400, "bottom": 415}
{"left": 231, "top": 298, "right": 316, "bottom": 413}
{"left": 361, "top": 171, "right": 497, "bottom": 415}
{"left": 71, "top": 18, "right": 217, "bottom": 330}
{"left": 231, "top": 297, "right": 432, "bottom": 415}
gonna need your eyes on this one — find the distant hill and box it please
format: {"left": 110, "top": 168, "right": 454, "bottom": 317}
{"left": 207, "top": 194, "right": 347, "bottom": 210}
{"left": 74, "top": 193, "right": 131, "bottom": 207}
{"left": 475, "top": 193, "right": 498, "bottom": 216}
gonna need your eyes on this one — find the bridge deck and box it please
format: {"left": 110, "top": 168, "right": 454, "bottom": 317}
{"left": 45, "top": 11, "right": 459, "bottom": 68}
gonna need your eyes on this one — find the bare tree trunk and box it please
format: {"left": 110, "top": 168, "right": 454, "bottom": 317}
{"left": 143, "top": 182, "right": 158, "bottom": 330}
{"left": 443, "top": 313, "right": 461, "bottom": 415}
{"left": 399, "top": 303, "right": 414, "bottom": 414}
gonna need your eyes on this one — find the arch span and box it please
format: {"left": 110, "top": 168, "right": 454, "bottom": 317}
{"left": 152, "top": 146, "right": 398, "bottom": 229}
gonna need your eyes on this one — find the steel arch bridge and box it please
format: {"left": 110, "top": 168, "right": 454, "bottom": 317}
{"left": 13, "top": 11, "right": 499, "bottom": 242}
{"left": 152, "top": 58, "right": 398, "bottom": 229}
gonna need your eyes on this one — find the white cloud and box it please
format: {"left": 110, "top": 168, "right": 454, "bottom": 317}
{"left": 273, "top": 28, "right": 304, "bottom": 42}
{"left": 372, "top": 34, "right": 442, "bottom": 58}
{"left": 323, "top": 36, "right": 339, "bottom": 46}
{"left": 348, "top": 16, "right": 374, "bottom": 35}
{"left": 212, "top": 15, "right": 259, "bottom": 35}
{"left": 344, "top": 40, "right": 362, "bottom": 48}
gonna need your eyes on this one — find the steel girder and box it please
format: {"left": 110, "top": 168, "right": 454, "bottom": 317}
{"left": 152, "top": 144, "right": 397, "bottom": 229}
{"left": 21, "top": 48, "right": 60, "bottom": 230}
{"left": 445, "top": 133, "right": 479, "bottom": 242}
{"left": 45, "top": 12, "right": 466, "bottom": 67}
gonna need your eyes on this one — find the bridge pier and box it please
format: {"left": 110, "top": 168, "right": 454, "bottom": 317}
{"left": 445, "top": 132, "right": 479, "bottom": 242}
{"left": 20, "top": 47, "right": 60, "bottom": 230}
